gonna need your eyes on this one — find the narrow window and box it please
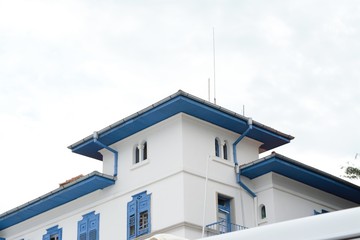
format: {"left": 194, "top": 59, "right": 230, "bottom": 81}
{"left": 135, "top": 146, "right": 140, "bottom": 164}
{"left": 127, "top": 191, "right": 151, "bottom": 239}
{"left": 78, "top": 211, "right": 99, "bottom": 240}
{"left": 223, "top": 142, "right": 228, "bottom": 160}
{"left": 143, "top": 141, "right": 147, "bottom": 160}
{"left": 43, "top": 225, "right": 62, "bottom": 240}
{"left": 261, "top": 205, "right": 266, "bottom": 219}
{"left": 215, "top": 138, "right": 220, "bottom": 157}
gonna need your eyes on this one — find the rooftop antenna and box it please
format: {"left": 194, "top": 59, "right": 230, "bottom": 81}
{"left": 213, "top": 27, "right": 216, "bottom": 104}
{"left": 208, "top": 78, "right": 211, "bottom": 102}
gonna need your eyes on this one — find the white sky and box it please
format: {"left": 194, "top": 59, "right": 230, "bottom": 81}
{"left": 1, "top": 0, "right": 359, "bottom": 213}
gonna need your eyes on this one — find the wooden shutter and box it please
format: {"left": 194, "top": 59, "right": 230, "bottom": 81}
{"left": 78, "top": 217, "right": 88, "bottom": 240}
{"left": 42, "top": 234, "right": 50, "bottom": 240}
{"left": 78, "top": 212, "right": 99, "bottom": 240}
{"left": 128, "top": 201, "right": 136, "bottom": 239}
{"left": 88, "top": 212, "right": 99, "bottom": 240}
{"left": 137, "top": 193, "right": 151, "bottom": 236}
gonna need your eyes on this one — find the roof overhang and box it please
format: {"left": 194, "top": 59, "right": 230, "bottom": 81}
{"left": 241, "top": 153, "right": 360, "bottom": 204}
{"left": 0, "top": 172, "right": 115, "bottom": 231}
{"left": 68, "top": 90, "right": 294, "bottom": 160}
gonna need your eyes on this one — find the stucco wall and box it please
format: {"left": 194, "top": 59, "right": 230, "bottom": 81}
{"left": 252, "top": 172, "right": 358, "bottom": 226}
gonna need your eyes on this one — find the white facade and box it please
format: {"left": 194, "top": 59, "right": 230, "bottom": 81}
{"left": 1, "top": 91, "right": 359, "bottom": 240}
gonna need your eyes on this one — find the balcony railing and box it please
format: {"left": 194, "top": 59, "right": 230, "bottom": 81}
{"left": 205, "top": 220, "right": 247, "bottom": 236}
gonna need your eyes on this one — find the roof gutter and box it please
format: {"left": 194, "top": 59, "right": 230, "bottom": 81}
{"left": 233, "top": 118, "right": 257, "bottom": 198}
{"left": 93, "top": 132, "right": 118, "bottom": 177}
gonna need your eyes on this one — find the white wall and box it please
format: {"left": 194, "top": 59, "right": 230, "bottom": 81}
{"left": 181, "top": 114, "right": 260, "bottom": 238}
{"left": 252, "top": 172, "right": 358, "bottom": 226}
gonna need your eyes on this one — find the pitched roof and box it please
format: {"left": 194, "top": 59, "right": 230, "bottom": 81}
{"left": 68, "top": 90, "right": 294, "bottom": 160}
{"left": 241, "top": 152, "right": 360, "bottom": 204}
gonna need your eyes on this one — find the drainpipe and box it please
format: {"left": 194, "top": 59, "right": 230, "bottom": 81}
{"left": 233, "top": 118, "right": 256, "bottom": 198}
{"left": 233, "top": 119, "right": 258, "bottom": 227}
{"left": 93, "top": 131, "right": 118, "bottom": 177}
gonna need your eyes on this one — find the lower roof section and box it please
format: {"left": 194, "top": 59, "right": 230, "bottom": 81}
{"left": 0, "top": 171, "right": 115, "bottom": 231}
{"left": 241, "top": 153, "right": 360, "bottom": 204}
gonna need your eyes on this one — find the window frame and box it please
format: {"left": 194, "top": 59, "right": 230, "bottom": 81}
{"left": 215, "top": 138, "right": 220, "bottom": 157}
{"left": 127, "top": 191, "right": 151, "bottom": 240}
{"left": 142, "top": 141, "right": 147, "bottom": 161}
{"left": 134, "top": 145, "right": 140, "bottom": 164}
{"left": 43, "top": 225, "right": 62, "bottom": 240}
{"left": 223, "top": 141, "right": 228, "bottom": 160}
{"left": 133, "top": 141, "right": 148, "bottom": 165}
{"left": 260, "top": 205, "right": 266, "bottom": 219}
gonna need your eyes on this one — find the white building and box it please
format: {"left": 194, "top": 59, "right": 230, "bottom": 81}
{"left": 1, "top": 90, "right": 359, "bottom": 240}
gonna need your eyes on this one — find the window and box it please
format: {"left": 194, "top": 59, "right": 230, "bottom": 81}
{"left": 127, "top": 191, "right": 151, "bottom": 239}
{"left": 260, "top": 205, "right": 266, "bottom": 219}
{"left": 134, "top": 141, "right": 148, "bottom": 164}
{"left": 314, "top": 209, "right": 328, "bottom": 215}
{"left": 135, "top": 146, "right": 140, "bottom": 164}
{"left": 143, "top": 141, "right": 147, "bottom": 160}
{"left": 215, "top": 138, "right": 220, "bottom": 157}
{"left": 223, "top": 142, "right": 228, "bottom": 160}
{"left": 78, "top": 211, "right": 99, "bottom": 240}
{"left": 43, "top": 225, "right": 62, "bottom": 240}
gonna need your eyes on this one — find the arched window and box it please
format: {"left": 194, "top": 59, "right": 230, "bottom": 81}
{"left": 215, "top": 138, "right": 220, "bottom": 157}
{"left": 223, "top": 142, "right": 228, "bottom": 160}
{"left": 260, "top": 205, "right": 266, "bottom": 219}
{"left": 135, "top": 146, "right": 140, "bottom": 164}
{"left": 143, "top": 141, "right": 147, "bottom": 160}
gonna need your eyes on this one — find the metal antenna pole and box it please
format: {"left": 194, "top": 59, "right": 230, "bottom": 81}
{"left": 213, "top": 27, "right": 216, "bottom": 104}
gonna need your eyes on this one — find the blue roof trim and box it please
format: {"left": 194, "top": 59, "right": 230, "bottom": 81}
{"left": 241, "top": 153, "right": 360, "bottom": 204}
{"left": 0, "top": 172, "right": 115, "bottom": 231}
{"left": 69, "top": 90, "right": 294, "bottom": 160}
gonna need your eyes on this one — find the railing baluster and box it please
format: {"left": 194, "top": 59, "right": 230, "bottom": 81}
{"left": 205, "top": 221, "right": 247, "bottom": 236}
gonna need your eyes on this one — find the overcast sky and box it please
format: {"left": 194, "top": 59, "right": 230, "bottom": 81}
{"left": 1, "top": 0, "right": 359, "bottom": 213}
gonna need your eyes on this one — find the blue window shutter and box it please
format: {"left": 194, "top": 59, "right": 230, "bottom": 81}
{"left": 128, "top": 200, "right": 137, "bottom": 239}
{"left": 0, "top": 238, "right": 5, "bottom": 240}
{"left": 128, "top": 191, "right": 151, "bottom": 239}
{"left": 88, "top": 212, "right": 99, "bottom": 240}
{"left": 137, "top": 194, "right": 150, "bottom": 235}
{"left": 78, "top": 211, "right": 99, "bottom": 240}
{"left": 43, "top": 225, "right": 61, "bottom": 240}
{"left": 43, "top": 233, "right": 50, "bottom": 240}
{"left": 78, "top": 216, "right": 88, "bottom": 240}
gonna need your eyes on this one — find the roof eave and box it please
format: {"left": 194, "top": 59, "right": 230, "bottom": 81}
{"left": 0, "top": 171, "right": 115, "bottom": 231}
{"left": 68, "top": 90, "right": 294, "bottom": 160}
{"left": 241, "top": 153, "right": 360, "bottom": 204}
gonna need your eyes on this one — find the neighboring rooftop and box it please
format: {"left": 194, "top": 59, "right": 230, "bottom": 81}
{"left": 0, "top": 171, "right": 115, "bottom": 231}
{"left": 241, "top": 152, "right": 360, "bottom": 204}
{"left": 68, "top": 90, "right": 294, "bottom": 160}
